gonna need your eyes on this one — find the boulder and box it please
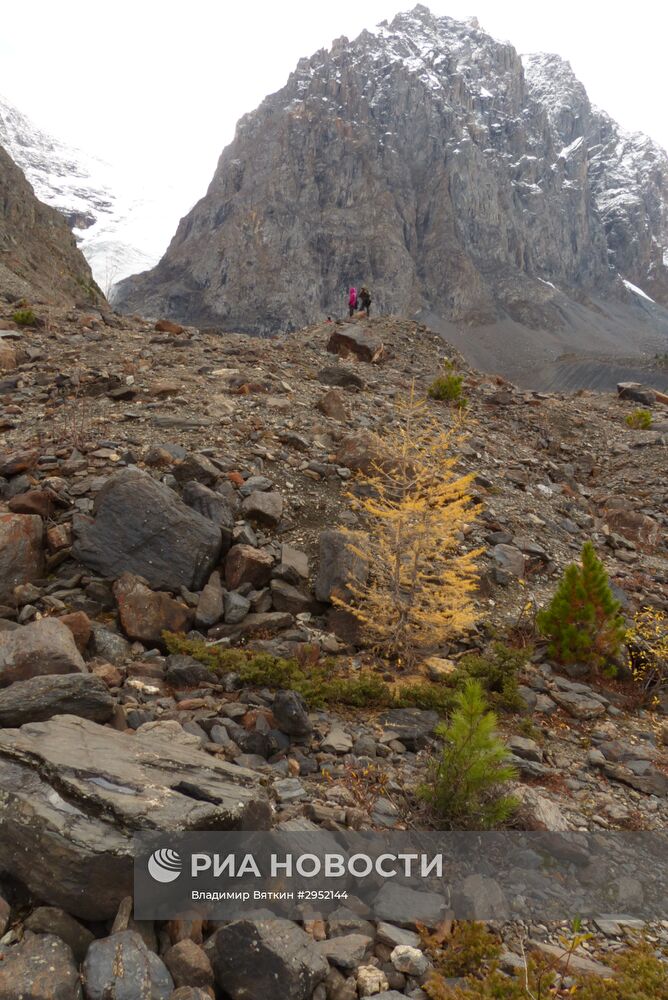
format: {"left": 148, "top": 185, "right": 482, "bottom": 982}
{"left": 0, "top": 618, "right": 86, "bottom": 687}
{"left": 225, "top": 544, "right": 273, "bottom": 589}
{"left": 241, "top": 490, "right": 283, "bottom": 527}
{"left": 316, "top": 934, "right": 373, "bottom": 969}
{"left": 7, "top": 488, "right": 55, "bottom": 518}
{"left": 270, "top": 578, "right": 312, "bottom": 614}
{"left": 492, "top": 544, "right": 525, "bottom": 578}
{"left": 83, "top": 930, "right": 173, "bottom": 1000}
{"left": 0, "top": 933, "right": 81, "bottom": 1000}
{"left": 155, "top": 319, "right": 185, "bottom": 334}
{"left": 280, "top": 543, "right": 309, "bottom": 581}
{"left": 0, "top": 673, "right": 114, "bottom": 727}
{"left": 207, "top": 917, "right": 329, "bottom": 1000}
{"left": 164, "top": 655, "right": 212, "bottom": 688}
{"left": 272, "top": 690, "right": 312, "bottom": 737}
{"left": 315, "top": 530, "right": 368, "bottom": 603}
{"left": 114, "top": 573, "right": 194, "bottom": 643}
{"left": 617, "top": 382, "right": 656, "bottom": 406}
{"left": 0, "top": 715, "right": 269, "bottom": 919}
{"left": 0, "top": 511, "right": 44, "bottom": 602}
{"left": 317, "top": 365, "right": 365, "bottom": 389}
{"left": 327, "top": 327, "right": 385, "bottom": 363}
{"left": 163, "top": 939, "right": 214, "bottom": 990}
{"left": 334, "top": 431, "right": 384, "bottom": 474}
{"left": 72, "top": 470, "right": 222, "bottom": 592}
{"left": 316, "top": 389, "right": 348, "bottom": 421}
{"left": 24, "top": 907, "right": 95, "bottom": 963}
{"left": 605, "top": 509, "right": 660, "bottom": 550}
{"left": 377, "top": 708, "right": 439, "bottom": 750}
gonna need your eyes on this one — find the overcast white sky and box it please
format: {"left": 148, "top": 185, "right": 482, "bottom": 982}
{"left": 1, "top": 0, "right": 666, "bottom": 234}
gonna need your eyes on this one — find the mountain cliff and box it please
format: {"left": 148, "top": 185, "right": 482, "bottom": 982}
{"left": 113, "top": 6, "right": 668, "bottom": 361}
{"left": 0, "top": 143, "right": 102, "bottom": 305}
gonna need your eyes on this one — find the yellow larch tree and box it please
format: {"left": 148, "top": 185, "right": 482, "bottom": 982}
{"left": 333, "top": 388, "right": 482, "bottom": 667}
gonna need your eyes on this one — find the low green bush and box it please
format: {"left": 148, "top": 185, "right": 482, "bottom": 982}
{"left": 11, "top": 307, "right": 37, "bottom": 326}
{"left": 428, "top": 373, "right": 466, "bottom": 405}
{"left": 419, "top": 679, "right": 518, "bottom": 829}
{"left": 626, "top": 409, "right": 653, "bottom": 429}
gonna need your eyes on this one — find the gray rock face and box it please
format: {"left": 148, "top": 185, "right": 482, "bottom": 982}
{"left": 0, "top": 672, "right": 114, "bottom": 727}
{"left": 0, "top": 716, "right": 269, "bottom": 919}
{"left": 72, "top": 469, "right": 222, "bottom": 592}
{"left": 0, "top": 618, "right": 86, "bottom": 687}
{"left": 207, "top": 917, "right": 329, "bottom": 1000}
{"left": 82, "top": 930, "right": 173, "bottom": 1000}
{"left": 0, "top": 932, "right": 82, "bottom": 1000}
{"left": 114, "top": 8, "right": 668, "bottom": 341}
{"left": 0, "top": 142, "right": 102, "bottom": 307}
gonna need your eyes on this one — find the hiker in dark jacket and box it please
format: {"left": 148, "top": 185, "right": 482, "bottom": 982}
{"left": 359, "top": 286, "right": 371, "bottom": 317}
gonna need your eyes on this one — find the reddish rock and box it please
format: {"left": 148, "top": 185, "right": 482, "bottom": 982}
{"left": 155, "top": 318, "right": 185, "bottom": 334}
{"left": 0, "top": 512, "right": 44, "bottom": 603}
{"left": 327, "top": 327, "right": 385, "bottom": 363}
{"left": 113, "top": 573, "right": 194, "bottom": 644}
{"left": 605, "top": 509, "right": 660, "bottom": 551}
{"left": 164, "top": 939, "right": 214, "bottom": 990}
{"left": 334, "top": 430, "right": 384, "bottom": 474}
{"left": 90, "top": 661, "right": 124, "bottom": 688}
{"left": 316, "top": 389, "right": 348, "bottom": 421}
{"left": 59, "top": 611, "right": 92, "bottom": 653}
{"left": 46, "top": 523, "right": 72, "bottom": 552}
{"left": 7, "top": 489, "right": 55, "bottom": 518}
{"left": 225, "top": 544, "right": 273, "bottom": 590}
{"left": 0, "top": 450, "right": 38, "bottom": 476}
{"left": 0, "top": 343, "right": 17, "bottom": 372}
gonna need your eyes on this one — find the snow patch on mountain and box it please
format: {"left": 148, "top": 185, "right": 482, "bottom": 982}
{"left": 0, "top": 94, "right": 172, "bottom": 292}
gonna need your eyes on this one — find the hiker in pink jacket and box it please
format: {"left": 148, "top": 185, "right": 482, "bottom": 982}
{"left": 348, "top": 287, "right": 358, "bottom": 318}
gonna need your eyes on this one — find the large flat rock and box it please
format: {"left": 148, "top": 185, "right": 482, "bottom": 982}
{"left": 72, "top": 469, "right": 222, "bottom": 592}
{"left": 0, "top": 716, "right": 269, "bottom": 920}
{"left": 0, "top": 673, "right": 114, "bottom": 727}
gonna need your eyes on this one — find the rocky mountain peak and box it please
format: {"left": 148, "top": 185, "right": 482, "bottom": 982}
{"left": 113, "top": 7, "right": 668, "bottom": 383}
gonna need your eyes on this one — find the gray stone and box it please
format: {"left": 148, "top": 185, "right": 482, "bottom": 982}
{"left": 0, "top": 716, "right": 268, "bottom": 920}
{"left": 83, "top": 930, "right": 173, "bottom": 1000}
{"left": 272, "top": 689, "right": 312, "bottom": 737}
{"left": 374, "top": 883, "right": 448, "bottom": 928}
{"left": 315, "top": 529, "right": 368, "bottom": 603}
{"left": 207, "top": 917, "right": 329, "bottom": 1000}
{"left": 164, "top": 654, "right": 212, "bottom": 688}
{"left": 90, "top": 623, "right": 131, "bottom": 663}
{"left": 492, "top": 544, "right": 525, "bottom": 577}
{"left": 0, "top": 618, "right": 85, "bottom": 687}
{"left": 274, "top": 777, "right": 307, "bottom": 802}
{"left": 281, "top": 544, "right": 309, "bottom": 580}
{"left": 241, "top": 490, "right": 284, "bottom": 527}
{"left": 224, "top": 590, "right": 251, "bottom": 624}
{"left": 376, "top": 923, "right": 421, "bottom": 950}
{"left": 322, "top": 726, "right": 353, "bottom": 753}
{"left": 195, "top": 570, "right": 224, "bottom": 629}
{"left": 0, "top": 673, "right": 114, "bottom": 727}
{"left": 551, "top": 689, "right": 607, "bottom": 719}
{"left": 72, "top": 469, "right": 222, "bottom": 592}
{"left": 617, "top": 382, "right": 656, "bottom": 406}
{"left": 24, "top": 906, "right": 94, "bottom": 963}
{"left": 270, "top": 578, "right": 312, "bottom": 614}
{"left": 377, "top": 708, "right": 439, "bottom": 750}
{"left": 507, "top": 735, "right": 543, "bottom": 762}
{"left": 316, "top": 933, "right": 373, "bottom": 969}
{"left": 0, "top": 932, "right": 81, "bottom": 1000}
